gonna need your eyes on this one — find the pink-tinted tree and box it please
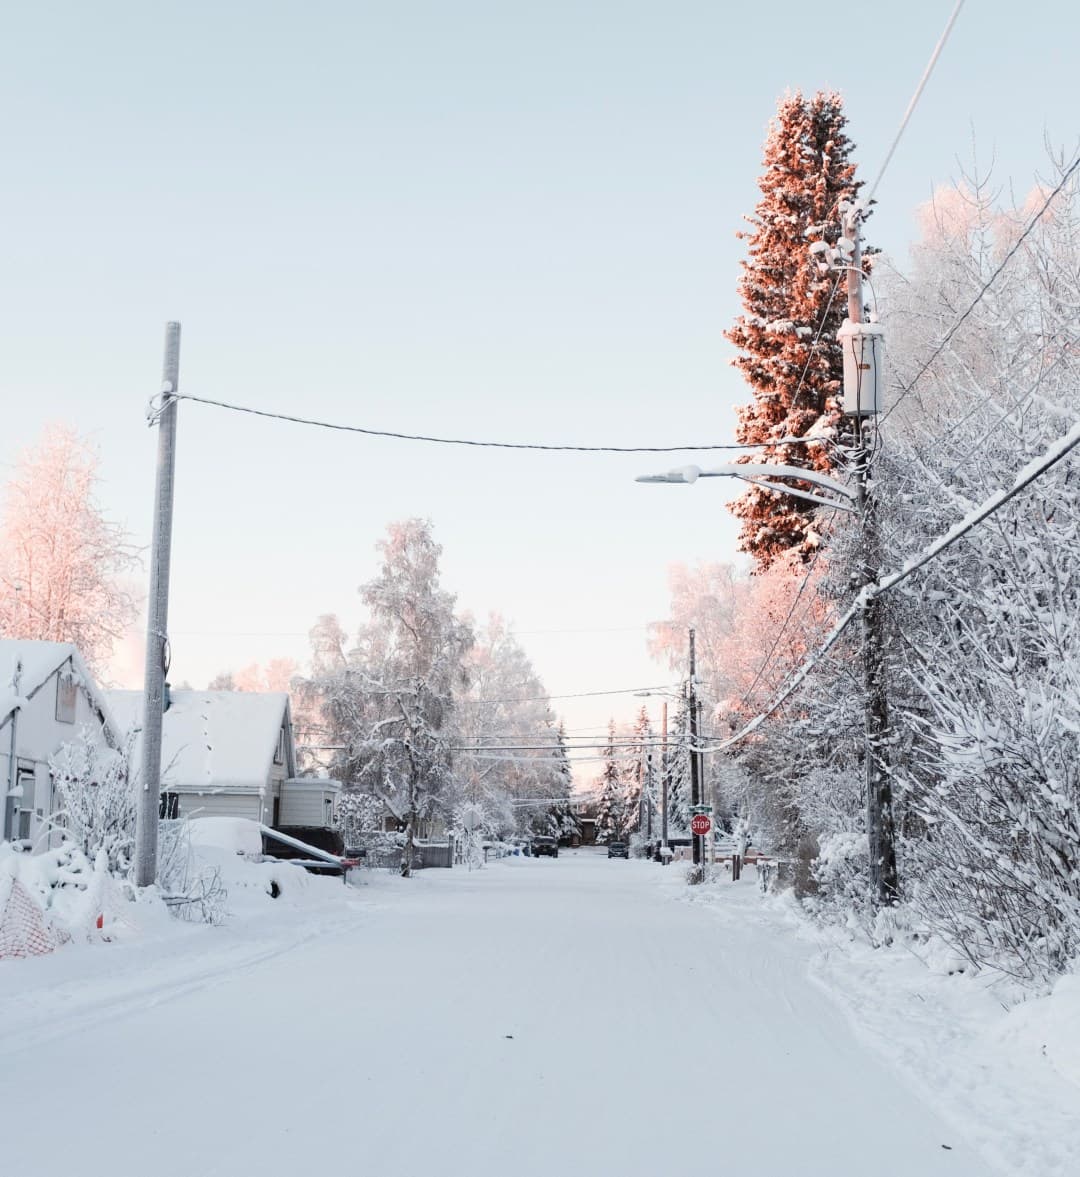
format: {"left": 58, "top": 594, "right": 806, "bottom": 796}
{"left": 725, "top": 90, "right": 868, "bottom": 568}
{"left": 0, "top": 424, "right": 139, "bottom": 673}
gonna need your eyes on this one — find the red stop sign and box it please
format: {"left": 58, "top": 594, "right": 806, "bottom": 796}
{"left": 691, "top": 814, "right": 711, "bottom": 836}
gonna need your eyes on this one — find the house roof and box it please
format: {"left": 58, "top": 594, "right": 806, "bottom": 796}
{"left": 106, "top": 688, "right": 295, "bottom": 793}
{"left": 0, "top": 639, "right": 121, "bottom": 743}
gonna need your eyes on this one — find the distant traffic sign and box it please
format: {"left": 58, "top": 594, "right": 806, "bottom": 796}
{"left": 690, "top": 814, "right": 711, "bottom": 836}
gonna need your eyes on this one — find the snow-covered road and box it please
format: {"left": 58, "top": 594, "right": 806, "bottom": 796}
{"left": 3, "top": 852, "right": 994, "bottom": 1176}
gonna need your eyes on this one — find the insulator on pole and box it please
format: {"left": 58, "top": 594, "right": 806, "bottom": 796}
{"left": 838, "top": 319, "right": 885, "bottom": 416}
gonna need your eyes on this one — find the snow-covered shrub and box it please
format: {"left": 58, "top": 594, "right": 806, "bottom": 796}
{"left": 49, "top": 732, "right": 135, "bottom": 875}
{"left": 336, "top": 790, "right": 385, "bottom": 851}
{"left": 809, "top": 832, "right": 874, "bottom": 935}
{"left": 0, "top": 840, "right": 132, "bottom": 951}
{"left": 158, "top": 820, "right": 226, "bottom": 925}
{"left": 875, "top": 160, "right": 1080, "bottom": 981}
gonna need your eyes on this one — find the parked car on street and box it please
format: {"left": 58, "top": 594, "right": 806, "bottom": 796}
{"left": 531, "top": 835, "right": 559, "bottom": 858}
{"left": 607, "top": 841, "right": 629, "bottom": 859}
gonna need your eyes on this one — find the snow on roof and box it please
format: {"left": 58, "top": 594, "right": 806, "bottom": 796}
{"left": 0, "top": 638, "right": 121, "bottom": 742}
{"left": 106, "top": 689, "right": 292, "bottom": 793}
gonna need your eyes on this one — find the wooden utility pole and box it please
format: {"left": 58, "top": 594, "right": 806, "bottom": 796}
{"left": 660, "top": 700, "right": 669, "bottom": 856}
{"left": 842, "top": 213, "right": 899, "bottom": 904}
{"left": 134, "top": 322, "right": 181, "bottom": 887}
{"left": 688, "top": 628, "right": 702, "bottom": 868}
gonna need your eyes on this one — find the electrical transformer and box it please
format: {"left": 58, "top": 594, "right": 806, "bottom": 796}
{"left": 838, "top": 319, "right": 884, "bottom": 416}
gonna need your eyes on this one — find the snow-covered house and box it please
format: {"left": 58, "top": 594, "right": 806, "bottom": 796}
{"left": 106, "top": 688, "right": 339, "bottom": 831}
{"left": 0, "top": 640, "right": 122, "bottom": 845}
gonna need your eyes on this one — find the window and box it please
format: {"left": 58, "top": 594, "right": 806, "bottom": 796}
{"left": 159, "top": 792, "right": 180, "bottom": 820}
{"left": 56, "top": 674, "right": 77, "bottom": 724}
{"left": 16, "top": 766, "right": 35, "bottom": 840}
{"left": 273, "top": 726, "right": 285, "bottom": 765}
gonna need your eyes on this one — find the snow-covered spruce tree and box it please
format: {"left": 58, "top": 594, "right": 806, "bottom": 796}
{"left": 547, "top": 723, "right": 579, "bottom": 842}
{"left": 620, "top": 706, "right": 654, "bottom": 837}
{"left": 594, "top": 721, "right": 626, "bottom": 843}
{"left": 725, "top": 90, "right": 868, "bottom": 569}
{"left": 664, "top": 692, "right": 692, "bottom": 837}
{"left": 312, "top": 520, "right": 473, "bottom": 877}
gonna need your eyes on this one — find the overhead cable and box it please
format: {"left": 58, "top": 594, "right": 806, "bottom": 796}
{"left": 881, "top": 154, "right": 1080, "bottom": 427}
{"left": 864, "top": 0, "right": 967, "bottom": 207}
{"left": 711, "top": 415, "right": 1080, "bottom": 754}
{"left": 167, "top": 393, "right": 826, "bottom": 454}
{"left": 460, "top": 682, "right": 681, "bottom": 705}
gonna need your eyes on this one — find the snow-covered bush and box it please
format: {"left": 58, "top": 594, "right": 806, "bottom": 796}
{"left": 49, "top": 731, "right": 135, "bottom": 875}
{"left": 875, "top": 160, "right": 1080, "bottom": 980}
{"left": 809, "top": 832, "right": 873, "bottom": 934}
{"left": 158, "top": 820, "right": 226, "bottom": 925}
{"left": 0, "top": 840, "right": 132, "bottom": 952}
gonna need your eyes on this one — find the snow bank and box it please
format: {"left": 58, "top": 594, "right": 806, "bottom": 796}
{"left": 185, "top": 818, "right": 345, "bottom": 916}
{"left": 187, "top": 816, "right": 264, "bottom": 856}
{"left": 986, "top": 971, "right": 1080, "bottom": 1093}
{"left": 674, "top": 874, "right": 1080, "bottom": 1176}
{"left": 1, "top": 818, "right": 351, "bottom": 965}
{"left": 0, "top": 840, "right": 150, "bottom": 953}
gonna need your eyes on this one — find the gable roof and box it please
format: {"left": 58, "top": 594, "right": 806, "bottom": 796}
{"left": 0, "top": 638, "right": 121, "bottom": 743}
{"left": 105, "top": 688, "right": 295, "bottom": 793}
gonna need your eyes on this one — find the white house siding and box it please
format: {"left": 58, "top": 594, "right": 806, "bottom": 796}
{"left": 105, "top": 690, "right": 300, "bottom": 831}
{"left": 0, "top": 649, "right": 117, "bottom": 847}
{"left": 172, "top": 791, "right": 264, "bottom": 823}
{"left": 279, "top": 781, "right": 340, "bottom": 828}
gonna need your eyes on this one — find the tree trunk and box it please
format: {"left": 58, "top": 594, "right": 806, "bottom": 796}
{"left": 400, "top": 777, "right": 418, "bottom": 877}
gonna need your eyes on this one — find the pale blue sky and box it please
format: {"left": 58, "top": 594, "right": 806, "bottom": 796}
{"left": 1, "top": 1, "right": 1075, "bottom": 755}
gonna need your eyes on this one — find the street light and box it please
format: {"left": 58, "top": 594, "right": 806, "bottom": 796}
{"left": 635, "top": 221, "right": 899, "bottom": 906}
{"left": 635, "top": 463, "right": 856, "bottom": 514}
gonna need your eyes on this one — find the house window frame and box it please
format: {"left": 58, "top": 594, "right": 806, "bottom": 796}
{"left": 273, "top": 726, "right": 285, "bottom": 766}
{"left": 56, "top": 673, "right": 77, "bottom": 724}
{"left": 15, "top": 763, "right": 36, "bottom": 840}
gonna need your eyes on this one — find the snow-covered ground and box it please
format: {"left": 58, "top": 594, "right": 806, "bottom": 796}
{"left": 2, "top": 850, "right": 1077, "bottom": 1176}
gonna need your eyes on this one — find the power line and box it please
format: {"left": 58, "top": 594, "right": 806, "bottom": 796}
{"left": 872, "top": 416, "right": 1080, "bottom": 595}
{"left": 736, "top": 543, "right": 827, "bottom": 711}
{"left": 468, "top": 752, "right": 645, "bottom": 766}
{"left": 775, "top": 0, "right": 966, "bottom": 435}
{"left": 459, "top": 682, "right": 681, "bottom": 705}
{"left": 881, "top": 155, "right": 1080, "bottom": 428}
{"left": 864, "top": 0, "right": 966, "bottom": 207}
{"left": 788, "top": 273, "right": 844, "bottom": 417}
{"left": 172, "top": 623, "right": 650, "bottom": 639}
{"left": 711, "top": 414, "right": 1080, "bottom": 754}
{"left": 508, "top": 625, "right": 649, "bottom": 635}
{"left": 454, "top": 741, "right": 672, "bottom": 753}
{"left": 168, "top": 393, "right": 827, "bottom": 455}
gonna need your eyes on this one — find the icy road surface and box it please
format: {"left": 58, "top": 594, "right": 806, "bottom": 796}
{"left": 2, "top": 852, "right": 994, "bottom": 1177}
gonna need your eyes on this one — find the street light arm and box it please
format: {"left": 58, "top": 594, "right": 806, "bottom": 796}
{"left": 636, "top": 462, "right": 855, "bottom": 509}
{"left": 698, "top": 462, "right": 854, "bottom": 499}
{"left": 730, "top": 474, "right": 856, "bottom": 514}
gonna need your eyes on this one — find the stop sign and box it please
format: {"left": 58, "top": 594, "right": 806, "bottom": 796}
{"left": 690, "top": 814, "right": 711, "bottom": 836}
